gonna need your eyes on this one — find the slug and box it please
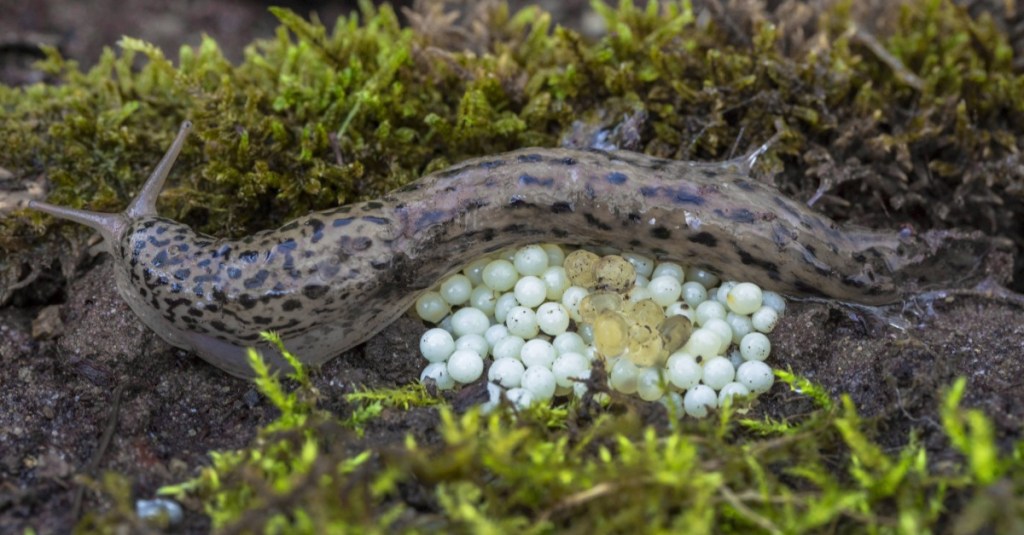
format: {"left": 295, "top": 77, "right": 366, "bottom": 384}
{"left": 29, "top": 121, "right": 1004, "bottom": 378}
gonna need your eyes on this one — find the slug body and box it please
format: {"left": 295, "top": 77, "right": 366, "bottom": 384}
{"left": 31, "top": 122, "right": 1002, "bottom": 377}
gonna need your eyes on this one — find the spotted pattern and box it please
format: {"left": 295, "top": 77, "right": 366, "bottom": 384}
{"left": 66, "top": 143, "right": 981, "bottom": 378}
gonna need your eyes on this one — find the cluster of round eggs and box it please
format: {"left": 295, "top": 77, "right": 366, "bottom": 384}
{"left": 413, "top": 243, "right": 784, "bottom": 418}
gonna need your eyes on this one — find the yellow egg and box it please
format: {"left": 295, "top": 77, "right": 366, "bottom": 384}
{"left": 564, "top": 250, "right": 600, "bottom": 288}
{"left": 593, "top": 255, "right": 636, "bottom": 293}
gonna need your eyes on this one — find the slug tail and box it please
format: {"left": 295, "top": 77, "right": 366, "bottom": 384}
{"left": 28, "top": 200, "right": 127, "bottom": 245}
{"left": 125, "top": 120, "right": 192, "bottom": 219}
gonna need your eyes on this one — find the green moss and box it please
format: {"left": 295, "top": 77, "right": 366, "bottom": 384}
{"left": 146, "top": 350, "right": 1022, "bottom": 533}
{"left": 4, "top": 0, "right": 1024, "bottom": 530}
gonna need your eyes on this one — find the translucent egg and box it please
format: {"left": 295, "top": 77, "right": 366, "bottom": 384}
{"left": 627, "top": 325, "right": 664, "bottom": 367}
{"left": 541, "top": 243, "right": 566, "bottom": 267}
{"left": 761, "top": 291, "right": 787, "bottom": 315}
{"left": 521, "top": 366, "right": 557, "bottom": 401}
{"left": 740, "top": 332, "right": 772, "bottom": 361}
{"left": 726, "top": 282, "right": 763, "bottom": 315}
{"left": 685, "top": 266, "right": 719, "bottom": 288}
{"left": 725, "top": 312, "right": 754, "bottom": 344}
{"left": 455, "top": 333, "right": 489, "bottom": 358}
{"left": 736, "top": 360, "right": 774, "bottom": 394}
{"left": 593, "top": 255, "right": 636, "bottom": 293}
{"left": 505, "top": 306, "right": 539, "bottom": 338}
{"left": 659, "top": 315, "right": 693, "bottom": 355}
{"left": 717, "top": 382, "right": 751, "bottom": 405}
{"left": 579, "top": 291, "right": 623, "bottom": 323}
{"left": 683, "top": 384, "right": 718, "bottom": 418}
{"left": 488, "top": 357, "right": 525, "bottom": 388}
{"left": 484, "top": 324, "right": 509, "bottom": 349}
{"left": 680, "top": 281, "right": 708, "bottom": 308}
{"left": 513, "top": 244, "right": 550, "bottom": 276}
{"left": 701, "top": 356, "right": 735, "bottom": 390}
{"left": 541, "top": 266, "right": 571, "bottom": 300}
{"left": 536, "top": 302, "right": 570, "bottom": 336}
{"left": 652, "top": 262, "right": 685, "bottom": 282}
{"left": 462, "top": 257, "right": 492, "bottom": 286}
{"left": 648, "top": 275, "right": 683, "bottom": 307}
{"left": 439, "top": 274, "right": 473, "bottom": 306}
{"left": 666, "top": 352, "right": 702, "bottom": 390}
{"left": 482, "top": 259, "right": 519, "bottom": 292}
{"left": 561, "top": 286, "right": 590, "bottom": 322}
{"left": 609, "top": 358, "right": 640, "bottom": 394}
{"left": 451, "top": 307, "right": 490, "bottom": 337}
{"left": 492, "top": 335, "right": 526, "bottom": 361}
{"left": 684, "top": 328, "right": 722, "bottom": 359}
{"left": 447, "top": 349, "right": 484, "bottom": 383}
{"left": 636, "top": 368, "right": 665, "bottom": 401}
{"left": 627, "top": 299, "right": 665, "bottom": 328}
{"left": 420, "top": 362, "right": 455, "bottom": 390}
{"left": 593, "top": 310, "right": 629, "bottom": 358}
{"left": 622, "top": 252, "right": 655, "bottom": 278}
{"left": 494, "top": 292, "right": 519, "bottom": 323}
{"left": 564, "top": 250, "right": 600, "bottom": 288}
{"left": 415, "top": 291, "right": 450, "bottom": 323}
{"left": 513, "top": 276, "right": 548, "bottom": 308}
{"left": 751, "top": 306, "right": 779, "bottom": 333}
{"left": 701, "top": 318, "right": 734, "bottom": 355}
{"left": 551, "top": 352, "right": 591, "bottom": 388}
{"left": 552, "top": 332, "right": 587, "bottom": 356}
{"left": 419, "top": 328, "right": 455, "bottom": 363}
{"left": 520, "top": 339, "right": 557, "bottom": 368}
{"left": 469, "top": 286, "right": 499, "bottom": 316}
{"left": 695, "top": 300, "right": 727, "bottom": 326}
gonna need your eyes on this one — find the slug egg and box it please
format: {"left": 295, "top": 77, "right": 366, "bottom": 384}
{"left": 420, "top": 362, "right": 456, "bottom": 390}
{"left": 482, "top": 259, "right": 519, "bottom": 291}
{"left": 514, "top": 276, "right": 548, "bottom": 308}
{"left": 740, "top": 332, "right": 772, "bottom": 362}
{"left": 439, "top": 274, "right": 473, "bottom": 306}
{"left": 415, "top": 291, "right": 450, "bottom": 323}
{"left": 726, "top": 282, "right": 763, "bottom": 315}
{"left": 536, "top": 302, "right": 570, "bottom": 336}
{"left": 683, "top": 384, "right": 718, "bottom": 418}
{"left": 488, "top": 358, "right": 526, "bottom": 388}
{"left": 451, "top": 307, "right": 490, "bottom": 337}
{"left": 751, "top": 306, "right": 779, "bottom": 333}
{"left": 521, "top": 366, "right": 557, "bottom": 401}
{"left": 420, "top": 328, "right": 455, "bottom": 363}
{"left": 447, "top": 349, "right": 484, "bottom": 384}
{"left": 513, "top": 245, "right": 550, "bottom": 276}
{"left": 737, "top": 360, "right": 775, "bottom": 394}
{"left": 414, "top": 242, "right": 786, "bottom": 418}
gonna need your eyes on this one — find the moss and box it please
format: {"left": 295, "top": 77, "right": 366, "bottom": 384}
{"left": 141, "top": 349, "right": 1022, "bottom": 533}
{"left": 3, "top": 0, "right": 1024, "bottom": 530}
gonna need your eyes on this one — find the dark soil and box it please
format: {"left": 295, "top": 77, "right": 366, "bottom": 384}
{"left": 1, "top": 1, "right": 1023, "bottom": 533}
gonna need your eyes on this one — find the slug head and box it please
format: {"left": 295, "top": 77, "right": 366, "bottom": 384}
{"left": 29, "top": 121, "right": 193, "bottom": 251}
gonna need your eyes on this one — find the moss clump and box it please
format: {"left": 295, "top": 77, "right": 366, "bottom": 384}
{"left": 142, "top": 350, "right": 1023, "bottom": 533}
{"left": 2, "top": 0, "right": 1023, "bottom": 262}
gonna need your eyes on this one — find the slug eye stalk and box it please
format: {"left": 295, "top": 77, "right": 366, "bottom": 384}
{"left": 28, "top": 121, "right": 193, "bottom": 245}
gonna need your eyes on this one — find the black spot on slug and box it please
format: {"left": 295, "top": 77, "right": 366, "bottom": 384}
{"left": 583, "top": 213, "right": 613, "bottom": 231}
{"left": 650, "top": 226, "right": 671, "bottom": 239}
{"left": 238, "top": 294, "right": 259, "bottom": 309}
{"left": 551, "top": 202, "right": 574, "bottom": 213}
{"left": 333, "top": 217, "right": 354, "bottom": 227}
{"left": 517, "top": 153, "right": 543, "bottom": 163}
{"left": 688, "top": 232, "right": 718, "bottom": 247}
{"left": 243, "top": 270, "right": 270, "bottom": 289}
{"left": 303, "top": 284, "right": 329, "bottom": 300}
{"left": 172, "top": 268, "right": 191, "bottom": 281}
{"left": 239, "top": 251, "right": 259, "bottom": 263}
{"left": 227, "top": 267, "right": 242, "bottom": 279}
{"left": 363, "top": 216, "right": 388, "bottom": 225}
{"left": 282, "top": 299, "right": 303, "bottom": 311}
{"left": 606, "top": 172, "right": 628, "bottom": 185}
{"left": 519, "top": 174, "right": 554, "bottom": 187}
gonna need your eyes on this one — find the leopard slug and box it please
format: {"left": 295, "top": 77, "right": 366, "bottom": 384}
{"left": 29, "top": 121, "right": 1001, "bottom": 377}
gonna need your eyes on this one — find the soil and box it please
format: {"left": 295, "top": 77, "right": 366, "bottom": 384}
{"left": 1, "top": 1, "right": 1023, "bottom": 533}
